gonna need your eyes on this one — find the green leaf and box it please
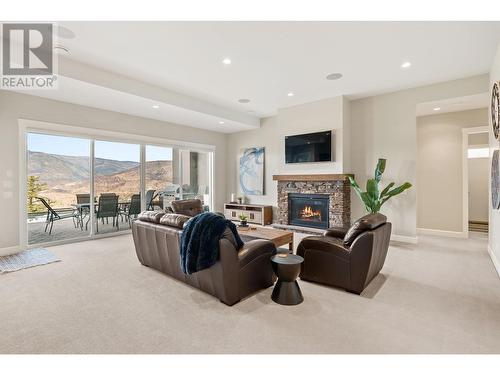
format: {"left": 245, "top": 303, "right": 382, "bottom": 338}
{"left": 349, "top": 162, "right": 412, "bottom": 214}
{"left": 360, "top": 192, "right": 375, "bottom": 213}
{"left": 350, "top": 178, "right": 366, "bottom": 208}
{"left": 374, "top": 158, "right": 386, "bottom": 182}
{"left": 380, "top": 182, "right": 412, "bottom": 207}
{"left": 348, "top": 176, "right": 360, "bottom": 190}
{"left": 366, "top": 178, "right": 379, "bottom": 201}
{"left": 380, "top": 182, "right": 395, "bottom": 197}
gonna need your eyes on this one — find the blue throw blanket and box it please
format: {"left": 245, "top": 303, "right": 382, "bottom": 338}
{"left": 180, "top": 212, "right": 244, "bottom": 274}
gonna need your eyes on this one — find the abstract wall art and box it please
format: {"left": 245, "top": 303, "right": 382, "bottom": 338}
{"left": 492, "top": 149, "right": 500, "bottom": 210}
{"left": 239, "top": 147, "right": 264, "bottom": 195}
{"left": 492, "top": 82, "right": 500, "bottom": 140}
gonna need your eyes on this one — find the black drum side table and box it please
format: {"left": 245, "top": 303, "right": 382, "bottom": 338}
{"left": 270, "top": 253, "right": 304, "bottom": 305}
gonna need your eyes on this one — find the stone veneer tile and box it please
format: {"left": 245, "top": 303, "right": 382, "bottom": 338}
{"left": 276, "top": 180, "right": 351, "bottom": 228}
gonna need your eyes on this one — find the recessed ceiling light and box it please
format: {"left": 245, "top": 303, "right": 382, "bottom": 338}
{"left": 433, "top": 107, "right": 441, "bottom": 111}
{"left": 222, "top": 58, "right": 232, "bottom": 65}
{"left": 53, "top": 44, "right": 70, "bottom": 55}
{"left": 326, "top": 73, "right": 343, "bottom": 80}
{"left": 287, "top": 92, "right": 294, "bottom": 97}
{"left": 238, "top": 99, "right": 250, "bottom": 104}
{"left": 219, "top": 121, "right": 225, "bottom": 124}
{"left": 152, "top": 104, "right": 160, "bottom": 109}
{"left": 401, "top": 61, "right": 411, "bottom": 69}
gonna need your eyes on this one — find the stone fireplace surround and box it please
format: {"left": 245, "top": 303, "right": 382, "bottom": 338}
{"left": 273, "top": 174, "right": 352, "bottom": 233}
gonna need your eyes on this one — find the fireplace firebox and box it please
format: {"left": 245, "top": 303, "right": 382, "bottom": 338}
{"left": 288, "top": 193, "right": 329, "bottom": 229}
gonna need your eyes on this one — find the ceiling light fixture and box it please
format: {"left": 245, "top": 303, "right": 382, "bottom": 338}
{"left": 222, "top": 58, "right": 232, "bottom": 65}
{"left": 326, "top": 73, "right": 343, "bottom": 80}
{"left": 152, "top": 104, "right": 160, "bottom": 109}
{"left": 287, "top": 92, "right": 294, "bottom": 97}
{"left": 219, "top": 121, "right": 225, "bottom": 124}
{"left": 433, "top": 107, "right": 441, "bottom": 111}
{"left": 238, "top": 99, "right": 250, "bottom": 104}
{"left": 401, "top": 61, "right": 411, "bottom": 69}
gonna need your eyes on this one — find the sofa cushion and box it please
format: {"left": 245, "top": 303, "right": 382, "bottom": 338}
{"left": 171, "top": 199, "right": 203, "bottom": 217}
{"left": 137, "top": 210, "right": 165, "bottom": 224}
{"left": 159, "top": 213, "right": 191, "bottom": 229}
{"left": 343, "top": 213, "right": 387, "bottom": 246}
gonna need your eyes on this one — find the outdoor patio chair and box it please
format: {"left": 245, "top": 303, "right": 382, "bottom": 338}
{"left": 124, "top": 194, "right": 141, "bottom": 227}
{"left": 96, "top": 194, "right": 119, "bottom": 232}
{"left": 145, "top": 189, "right": 156, "bottom": 210}
{"left": 37, "top": 197, "right": 78, "bottom": 235}
{"left": 75, "top": 193, "right": 91, "bottom": 230}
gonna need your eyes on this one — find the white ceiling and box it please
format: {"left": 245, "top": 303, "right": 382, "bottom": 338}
{"left": 5, "top": 22, "right": 500, "bottom": 133}
{"left": 28, "top": 75, "right": 258, "bottom": 133}
{"left": 57, "top": 21, "right": 500, "bottom": 118}
{"left": 416, "top": 92, "right": 490, "bottom": 116}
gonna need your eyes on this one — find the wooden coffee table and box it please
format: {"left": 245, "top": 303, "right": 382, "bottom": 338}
{"left": 237, "top": 225, "right": 294, "bottom": 252}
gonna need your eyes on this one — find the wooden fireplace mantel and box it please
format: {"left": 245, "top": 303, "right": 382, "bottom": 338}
{"left": 272, "top": 173, "right": 353, "bottom": 182}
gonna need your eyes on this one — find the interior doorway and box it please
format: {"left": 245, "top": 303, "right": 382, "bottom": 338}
{"left": 416, "top": 94, "right": 489, "bottom": 239}
{"left": 464, "top": 127, "right": 490, "bottom": 234}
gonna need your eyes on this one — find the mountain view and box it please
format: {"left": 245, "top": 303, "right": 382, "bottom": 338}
{"left": 28, "top": 151, "right": 173, "bottom": 209}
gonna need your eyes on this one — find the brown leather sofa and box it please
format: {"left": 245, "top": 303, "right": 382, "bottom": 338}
{"left": 131, "top": 211, "right": 276, "bottom": 305}
{"left": 171, "top": 199, "right": 204, "bottom": 217}
{"left": 296, "top": 213, "right": 391, "bottom": 294}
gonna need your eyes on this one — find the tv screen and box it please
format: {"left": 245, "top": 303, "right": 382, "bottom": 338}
{"left": 285, "top": 131, "right": 332, "bottom": 164}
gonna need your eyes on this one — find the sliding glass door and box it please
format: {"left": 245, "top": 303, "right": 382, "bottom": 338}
{"left": 27, "top": 133, "right": 91, "bottom": 245}
{"left": 94, "top": 140, "right": 140, "bottom": 234}
{"left": 179, "top": 149, "right": 212, "bottom": 210}
{"left": 145, "top": 145, "right": 175, "bottom": 210}
{"left": 25, "top": 130, "right": 214, "bottom": 247}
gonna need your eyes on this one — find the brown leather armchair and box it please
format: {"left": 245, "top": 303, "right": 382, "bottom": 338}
{"left": 296, "top": 213, "right": 391, "bottom": 294}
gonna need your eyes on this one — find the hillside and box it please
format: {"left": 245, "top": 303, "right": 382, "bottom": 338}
{"left": 28, "top": 151, "right": 139, "bottom": 185}
{"left": 28, "top": 151, "right": 173, "bottom": 209}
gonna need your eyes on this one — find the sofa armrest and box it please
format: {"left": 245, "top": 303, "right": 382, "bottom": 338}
{"left": 237, "top": 239, "right": 276, "bottom": 269}
{"left": 324, "top": 227, "right": 349, "bottom": 239}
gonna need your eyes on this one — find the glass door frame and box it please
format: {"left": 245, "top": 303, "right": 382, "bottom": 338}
{"left": 19, "top": 119, "right": 216, "bottom": 250}
{"left": 177, "top": 147, "right": 214, "bottom": 211}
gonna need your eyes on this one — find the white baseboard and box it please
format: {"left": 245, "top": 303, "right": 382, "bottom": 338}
{"left": 417, "top": 227, "right": 468, "bottom": 239}
{"left": 0, "top": 245, "right": 21, "bottom": 257}
{"left": 391, "top": 234, "right": 418, "bottom": 244}
{"left": 487, "top": 244, "right": 500, "bottom": 279}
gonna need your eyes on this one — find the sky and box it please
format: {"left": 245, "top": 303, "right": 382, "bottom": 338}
{"left": 27, "top": 133, "right": 173, "bottom": 161}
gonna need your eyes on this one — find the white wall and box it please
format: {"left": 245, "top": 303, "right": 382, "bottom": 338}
{"left": 489, "top": 43, "right": 500, "bottom": 274}
{"left": 226, "top": 96, "right": 349, "bottom": 209}
{"left": 0, "top": 90, "right": 227, "bottom": 253}
{"left": 468, "top": 132, "right": 489, "bottom": 224}
{"left": 350, "top": 75, "right": 489, "bottom": 239}
{"left": 416, "top": 109, "right": 488, "bottom": 232}
{"left": 468, "top": 156, "right": 489, "bottom": 222}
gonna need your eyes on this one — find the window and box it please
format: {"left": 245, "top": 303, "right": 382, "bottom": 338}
{"left": 468, "top": 147, "right": 489, "bottom": 159}
{"left": 145, "top": 145, "right": 175, "bottom": 210}
{"left": 24, "top": 128, "right": 214, "bottom": 247}
{"left": 27, "top": 133, "right": 91, "bottom": 245}
{"left": 179, "top": 149, "right": 212, "bottom": 210}
{"left": 94, "top": 140, "right": 140, "bottom": 234}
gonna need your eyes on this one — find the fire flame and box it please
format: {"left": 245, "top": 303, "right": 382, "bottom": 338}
{"left": 300, "top": 205, "right": 321, "bottom": 221}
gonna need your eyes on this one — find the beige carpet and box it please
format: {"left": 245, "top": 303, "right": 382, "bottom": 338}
{"left": 1, "top": 232, "right": 499, "bottom": 354}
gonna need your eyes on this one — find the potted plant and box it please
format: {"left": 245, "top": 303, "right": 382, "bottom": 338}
{"left": 238, "top": 213, "right": 248, "bottom": 227}
{"left": 348, "top": 158, "right": 412, "bottom": 214}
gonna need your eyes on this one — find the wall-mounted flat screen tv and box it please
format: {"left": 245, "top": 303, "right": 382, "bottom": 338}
{"left": 285, "top": 131, "right": 332, "bottom": 164}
